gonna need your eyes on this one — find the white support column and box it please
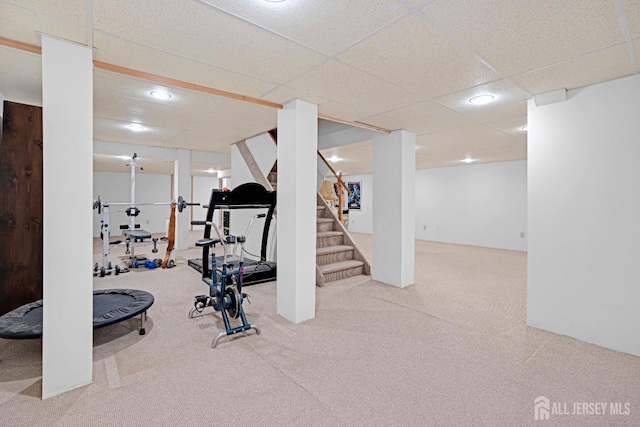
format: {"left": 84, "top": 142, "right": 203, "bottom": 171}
{"left": 372, "top": 130, "right": 415, "bottom": 287}
{"left": 277, "top": 99, "right": 317, "bottom": 323}
{"left": 41, "top": 36, "right": 93, "bottom": 399}
{"left": 174, "top": 149, "right": 191, "bottom": 250}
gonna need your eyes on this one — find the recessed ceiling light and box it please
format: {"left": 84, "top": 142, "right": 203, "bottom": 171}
{"left": 150, "top": 90, "right": 172, "bottom": 100}
{"left": 462, "top": 155, "right": 477, "bottom": 164}
{"left": 116, "top": 155, "right": 131, "bottom": 160}
{"left": 126, "top": 123, "right": 146, "bottom": 132}
{"left": 328, "top": 155, "right": 341, "bottom": 162}
{"left": 205, "top": 168, "right": 217, "bottom": 174}
{"left": 520, "top": 125, "right": 528, "bottom": 131}
{"left": 468, "top": 94, "right": 495, "bottom": 105}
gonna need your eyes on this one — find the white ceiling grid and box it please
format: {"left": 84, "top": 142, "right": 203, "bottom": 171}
{"left": 0, "top": 0, "right": 638, "bottom": 174}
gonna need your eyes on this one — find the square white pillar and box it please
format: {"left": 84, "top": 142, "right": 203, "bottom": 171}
{"left": 174, "top": 149, "right": 191, "bottom": 250}
{"left": 372, "top": 130, "right": 415, "bottom": 287}
{"left": 41, "top": 36, "right": 93, "bottom": 399}
{"left": 277, "top": 99, "right": 317, "bottom": 323}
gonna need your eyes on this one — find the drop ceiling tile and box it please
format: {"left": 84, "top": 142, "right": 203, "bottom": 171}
{"left": 0, "top": 2, "right": 86, "bottom": 45}
{"left": 416, "top": 124, "right": 521, "bottom": 155}
{"left": 362, "top": 100, "right": 479, "bottom": 135}
{"left": 212, "top": 99, "right": 277, "bottom": 125}
{"left": 0, "top": 82, "right": 42, "bottom": 106}
{"left": 188, "top": 108, "right": 275, "bottom": 136}
{"left": 176, "top": 129, "right": 247, "bottom": 152}
{"left": 93, "top": 0, "right": 325, "bottom": 84}
{"left": 338, "top": 15, "right": 500, "bottom": 98}
{"left": 93, "top": 33, "right": 278, "bottom": 99}
{"left": 263, "top": 85, "right": 371, "bottom": 121}
{"left": 417, "top": 133, "right": 497, "bottom": 156}
{"left": 94, "top": 69, "right": 242, "bottom": 115}
{"left": 93, "top": 117, "right": 183, "bottom": 148}
{"left": 487, "top": 116, "right": 528, "bottom": 142}
{"left": 415, "top": 149, "right": 455, "bottom": 160}
{"left": 199, "top": 0, "right": 407, "bottom": 55}
{"left": 94, "top": 91, "right": 217, "bottom": 129}
{"left": 511, "top": 44, "right": 634, "bottom": 95}
{"left": 422, "top": 0, "right": 624, "bottom": 76}
{"left": 355, "top": 113, "right": 429, "bottom": 134}
{"left": 191, "top": 161, "right": 230, "bottom": 175}
{"left": 321, "top": 142, "right": 374, "bottom": 174}
{"left": 624, "top": 0, "right": 640, "bottom": 39}
{"left": 286, "top": 60, "right": 424, "bottom": 116}
{"left": 432, "top": 123, "right": 520, "bottom": 152}
{"left": 0, "top": 46, "right": 42, "bottom": 84}
{"left": 7, "top": 0, "right": 86, "bottom": 25}
{"left": 416, "top": 150, "right": 444, "bottom": 164}
{"left": 435, "top": 79, "right": 529, "bottom": 123}
{"left": 0, "top": 49, "right": 42, "bottom": 105}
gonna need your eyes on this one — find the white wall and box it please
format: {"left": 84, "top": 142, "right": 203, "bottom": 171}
{"left": 528, "top": 74, "right": 640, "bottom": 357}
{"left": 416, "top": 161, "right": 527, "bottom": 251}
{"left": 93, "top": 171, "right": 171, "bottom": 238}
{"left": 192, "top": 175, "right": 219, "bottom": 230}
{"left": 342, "top": 160, "right": 527, "bottom": 251}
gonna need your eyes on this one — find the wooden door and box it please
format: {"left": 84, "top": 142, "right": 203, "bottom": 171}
{"left": 0, "top": 101, "right": 43, "bottom": 315}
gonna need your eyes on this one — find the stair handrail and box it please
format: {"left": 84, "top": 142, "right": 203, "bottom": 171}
{"left": 316, "top": 151, "right": 351, "bottom": 223}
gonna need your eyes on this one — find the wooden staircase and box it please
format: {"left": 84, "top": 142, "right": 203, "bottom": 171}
{"left": 260, "top": 131, "right": 370, "bottom": 286}
{"left": 315, "top": 193, "right": 370, "bottom": 286}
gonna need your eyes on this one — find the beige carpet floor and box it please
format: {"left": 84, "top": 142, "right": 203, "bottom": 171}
{"left": 0, "top": 232, "right": 639, "bottom": 426}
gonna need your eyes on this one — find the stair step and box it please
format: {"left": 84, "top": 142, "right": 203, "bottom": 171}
{"left": 316, "top": 206, "right": 326, "bottom": 218}
{"left": 316, "top": 231, "right": 343, "bottom": 247}
{"left": 319, "top": 260, "right": 364, "bottom": 282}
{"left": 316, "top": 245, "right": 354, "bottom": 265}
{"left": 316, "top": 217, "right": 334, "bottom": 232}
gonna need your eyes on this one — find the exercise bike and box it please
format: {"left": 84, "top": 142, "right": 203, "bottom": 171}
{"left": 189, "top": 219, "right": 261, "bottom": 348}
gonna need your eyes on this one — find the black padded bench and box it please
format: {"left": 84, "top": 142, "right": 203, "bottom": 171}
{"left": 123, "top": 229, "right": 152, "bottom": 241}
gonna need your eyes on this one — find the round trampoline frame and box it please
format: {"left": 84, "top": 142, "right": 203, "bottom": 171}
{"left": 0, "top": 289, "right": 154, "bottom": 339}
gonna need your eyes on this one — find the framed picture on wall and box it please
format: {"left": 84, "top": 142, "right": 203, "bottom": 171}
{"left": 347, "top": 181, "right": 361, "bottom": 210}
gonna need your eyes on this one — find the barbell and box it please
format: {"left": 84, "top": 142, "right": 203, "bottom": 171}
{"left": 93, "top": 195, "right": 199, "bottom": 214}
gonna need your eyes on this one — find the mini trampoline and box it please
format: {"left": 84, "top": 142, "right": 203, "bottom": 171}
{"left": 0, "top": 289, "right": 154, "bottom": 339}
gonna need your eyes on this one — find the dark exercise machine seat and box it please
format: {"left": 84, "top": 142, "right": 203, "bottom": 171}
{"left": 0, "top": 289, "right": 154, "bottom": 339}
{"left": 196, "top": 238, "right": 221, "bottom": 248}
{"left": 123, "top": 229, "right": 152, "bottom": 241}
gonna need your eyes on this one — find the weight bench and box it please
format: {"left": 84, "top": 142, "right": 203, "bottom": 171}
{"left": 122, "top": 229, "right": 158, "bottom": 260}
{"left": 123, "top": 229, "right": 152, "bottom": 242}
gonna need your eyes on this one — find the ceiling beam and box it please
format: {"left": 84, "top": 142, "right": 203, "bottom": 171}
{"left": 0, "top": 36, "right": 391, "bottom": 134}
{"left": 318, "top": 114, "right": 391, "bottom": 134}
{"left": 0, "top": 36, "right": 42, "bottom": 54}
{"left": 92, "top": 60, "right": 282, "bottom": 109}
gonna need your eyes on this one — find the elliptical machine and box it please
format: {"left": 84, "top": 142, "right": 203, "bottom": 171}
{"left": 189, "top": 219, "right": 261, "bottom": 348}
